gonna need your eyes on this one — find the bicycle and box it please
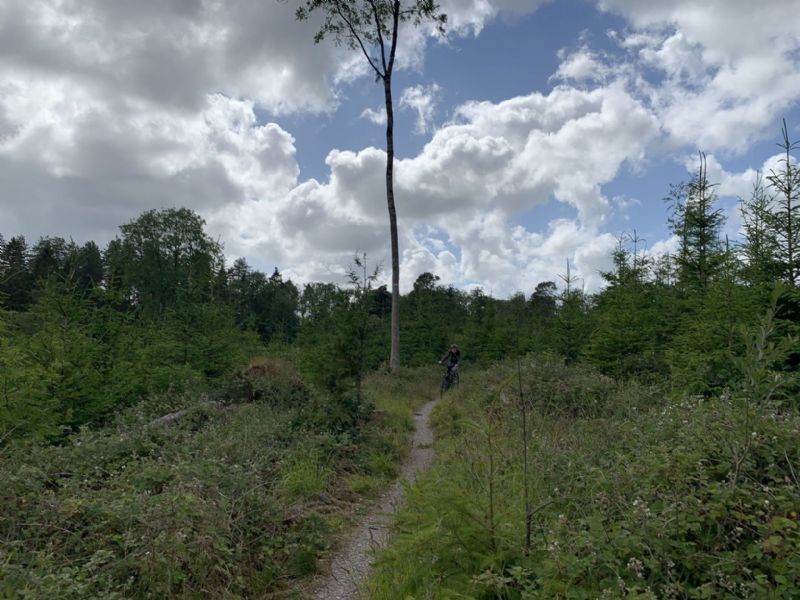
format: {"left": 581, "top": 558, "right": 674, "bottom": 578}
{"left": 440, "top": 364, "right": 459, "bottom": 397}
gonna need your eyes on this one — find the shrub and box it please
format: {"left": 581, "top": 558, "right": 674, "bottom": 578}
{"left": 225, "top": 356, "right": 309, "bottom": 407}
{"left": 370, "top": 358, "right": 800, "bottom": 598}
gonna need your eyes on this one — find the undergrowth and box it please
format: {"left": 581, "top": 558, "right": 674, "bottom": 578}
{"left": 0, "top": 360, "right": 437, "bottom": 599}
{"left": 369, "top": 356, "right": 800, "bottom": 599}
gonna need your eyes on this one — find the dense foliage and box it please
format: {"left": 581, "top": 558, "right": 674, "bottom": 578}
{"left": 0, "top": 363, "right": 436, "bottom": 598}
{"left": 370, "top": 336, "right": 800, "bottom": 597}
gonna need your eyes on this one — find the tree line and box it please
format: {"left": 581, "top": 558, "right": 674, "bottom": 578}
{"left": 2, "top": 123, "right": 799, "bottom": 440}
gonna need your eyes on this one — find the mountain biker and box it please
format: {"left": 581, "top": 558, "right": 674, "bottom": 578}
{"left": 439, "top": 344, "right": 461, "bottom": 381}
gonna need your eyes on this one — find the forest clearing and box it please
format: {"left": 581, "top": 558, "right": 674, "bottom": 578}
{"left": 2, "top": 162, "right": 799, "bottom": 595}
{"left": 3, "top": 0, "right": 800, "bottom": 598}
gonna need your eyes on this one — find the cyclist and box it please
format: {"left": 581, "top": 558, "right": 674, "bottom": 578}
{"left": 438, "top": 344, "right": 461, "bottom": 390}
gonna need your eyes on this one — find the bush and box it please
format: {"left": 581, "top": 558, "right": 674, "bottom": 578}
{"left": 225, "top": 356, "right": 309, "bottom": 407}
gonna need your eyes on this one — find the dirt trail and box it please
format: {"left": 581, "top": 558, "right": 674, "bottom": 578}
{"left": 307, "top": 398, "right": 437, "bottom": 600}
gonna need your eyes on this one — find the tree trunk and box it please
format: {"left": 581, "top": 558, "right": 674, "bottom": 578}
{"left": 385, "top": 74, "right": 400, "bottom": 373}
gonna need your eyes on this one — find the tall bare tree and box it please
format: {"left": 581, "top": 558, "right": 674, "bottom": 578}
{"left": 295, "top": 0, "right": 446, "bottom": 372}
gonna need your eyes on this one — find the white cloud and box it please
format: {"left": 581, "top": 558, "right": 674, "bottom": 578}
{"left": 439, "top": 0, "right": 552, "bottom": 36}
{"left": 360, "top": 107, "right": 387, "bottom": 126}
{"left": 0, "top": 0, "right": 348, "bottom": 115}
{"left": 400, "top": 83, "right": 442, "bottom": 134}
{"left": 552, "top": 47, "right": 612, "bottom": 84}
{"left": 600, "top": 0, "right": 800, "bottom": 152}
{"left": 684, "top": 154, "right": 758, "bottom": 200}
{"left": 212, "top": 81, "right": 659, "bottom": 295}
{"left": 648, "top": 235, "right": 679, "bottom": 259}
{"left": 3, "top": 0, "right": 797, "bottom": 299}
{"left": 186, "top": 76, "right": 660, "bottom": 296}
{"left": 0, "top": 83, "right": 299, "bottom": 244}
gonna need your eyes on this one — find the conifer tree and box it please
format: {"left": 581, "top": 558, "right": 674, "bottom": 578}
{"left": 668, "top": 152, "right": 726, "bottom": 297}
{"left": 75, "top": 241, "right": 105, "bottom": 293}
{"left": 555, "top": 261, "right": 591, "bottom": 364}
{"left": 765, "top": 119, "right": 800, "bottom": 287}
{"left": 29, "top": 237, "right": 69, "bottom": 283}
{"left": 0, "top": 236, "right": 32, "bottom": 311}
{"left": 587, "top": 235, "right": 657, "bottom": 378}
{"left": 740, "top": 173, "right": 781, "bottom": 289}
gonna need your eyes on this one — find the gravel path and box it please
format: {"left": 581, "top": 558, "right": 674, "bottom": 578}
{"left": 307, "top": 398, "right": 437, "bottom": 600}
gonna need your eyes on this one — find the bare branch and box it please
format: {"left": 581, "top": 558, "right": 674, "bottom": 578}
{"left": 331, "top": 1, "right": 385, "bottom": 78}
{"left": 366, "top": 0, "right": 388, "bottom": 73}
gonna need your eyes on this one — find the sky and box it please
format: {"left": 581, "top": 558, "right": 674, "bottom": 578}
{"left": 1, "top": 0, "right": 800, "bottom": 296}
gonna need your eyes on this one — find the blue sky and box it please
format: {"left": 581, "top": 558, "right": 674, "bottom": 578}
{"left": 2, "top": 0, "right": 799, "bottom": 294}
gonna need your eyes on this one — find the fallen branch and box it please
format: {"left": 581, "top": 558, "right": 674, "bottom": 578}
{"left": 147, "top": 400, "right": 221, "bottom": 427}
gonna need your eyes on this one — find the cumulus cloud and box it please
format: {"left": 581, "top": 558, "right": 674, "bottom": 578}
{"left": 0, "top": 81, "right": 299, "bottom": 242}
{"left": 0, "top": 0, "right": 472, "bottom": 247}
{"left": 3, "top": 0, "right": 798, "bottom": 298}
{"left": 600, "top": 0, "right": 800, "bottom": 152}
{"left": 214, "top": 82, "right": 658, "bottom": 294}
{"left": 0, "top": 0, "right": 661, "bottom": 296}
{"left": 683, "top": 154, "right": 759, "bottom": 200}
{"left": 648, "top": 235, "right": 680, "bottom": 259}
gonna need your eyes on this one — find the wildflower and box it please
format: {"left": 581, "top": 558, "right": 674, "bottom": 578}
{"left": 627, "top": 557, "right": 645, "bottom": 579}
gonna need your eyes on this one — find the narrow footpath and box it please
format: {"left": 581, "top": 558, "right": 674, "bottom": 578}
{"left": 307, "top": 398, "right": 438, "bottom": 600}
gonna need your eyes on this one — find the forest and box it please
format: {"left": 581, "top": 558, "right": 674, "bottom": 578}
{"left": 1, "top": 123, "right": 799, "bottom": 597}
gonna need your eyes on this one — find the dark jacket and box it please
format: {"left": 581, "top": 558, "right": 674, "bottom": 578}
{"left": 440, "top": 349, "right": 460, "bottom": 368}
